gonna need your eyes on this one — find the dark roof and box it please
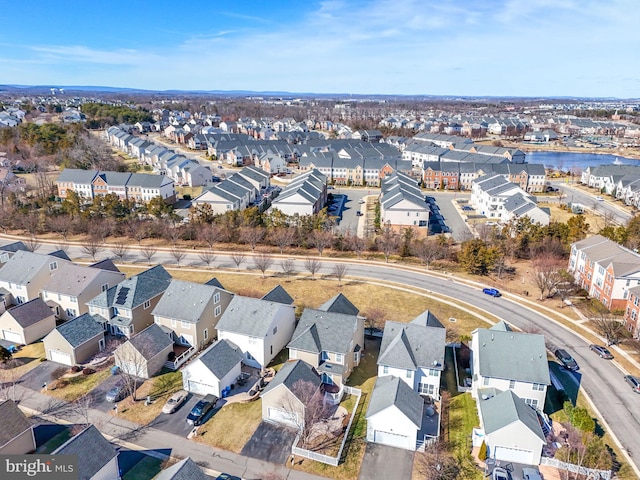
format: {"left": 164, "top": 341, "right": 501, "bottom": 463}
{"left": 261, "top": 285, "right": 294, "bottom": 305}
{"left": 0, "top": 400, "right": 32, "bottom": 447}
{"left": 262, "top": 359, "right": 322, "bottom": 398}
{"left": 53, "top": 425, "right": 118, "bottom": 480}
{"left": 204, "top": 277, "right": 225, "bottom": 289}
{"left": 125, "top": 323, "right": 173, "bottom": 360}
{"left": 365, "top": 376, "right": 423, "bottom": 427}
{"left": 5, "top": 298, "right": 53, "bottom": 328}
{"left": 288, "top": 308, "right": 360, "bottom": 355}
{"left": 193, "top": 339, "right": 243, "bottom": 379}
{"left": 89, "top": 265, "right": 171, "bottom": 310}
{"left": 48, "top": 250, "right": 72, "bottom": 261}
{"left": 318, "top": 293, "right": 359, "bottom": 315}
{"left": 0, "top": 241, "right": 27, "bottom": 253}
{"left": 154, "top": 457, "right": 208, "bottom": 480}
{"left": 53, "top": 313, "right": 103, "bottom": 347}
{"left": 89, "top": 258, "right": 121, "bottom": 273}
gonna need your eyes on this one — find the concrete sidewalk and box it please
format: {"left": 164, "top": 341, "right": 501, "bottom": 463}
{"left": 13, "top": 384, "right": 329, "bottom": 480}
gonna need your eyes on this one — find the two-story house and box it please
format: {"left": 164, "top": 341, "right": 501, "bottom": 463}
{"left": 87, "top": 265, "right": 172, "bottom": 338}
{"left": 377, "top": 310, "right": 446, "bottom": 399}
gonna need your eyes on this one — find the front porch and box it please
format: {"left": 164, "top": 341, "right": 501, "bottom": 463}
{"left": 163, "top": 343, "right": 196, "bottom": 370}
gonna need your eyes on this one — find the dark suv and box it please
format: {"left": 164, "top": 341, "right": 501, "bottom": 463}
{"left": 186, "top": 394, "right": 218, "bottom": 426}
{"left": 555, "top": 348, "right": 579, "bottom": 371}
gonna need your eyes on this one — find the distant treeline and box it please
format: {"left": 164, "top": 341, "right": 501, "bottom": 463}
{"left": 81, "top": 103, "right": 153, "bottom": 128}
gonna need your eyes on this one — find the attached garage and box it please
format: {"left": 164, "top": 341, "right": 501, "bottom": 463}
{"left": 373, "top": 430, "right": 412, "bottom": 450}
{"left": 181, "top": 339, "right": 243, "bottom": 399}
{"left": 187, "top": 380, "right": 217, "bottom": 396}
{"left": 493, "top": 446, "right": 535, "bottom": 465}
{"left": 2, "top": 330, "right": 23, "bottom": 344}
{"left": 49, "top": 349, "right": 72, "bottom": 366}
{"left": 267, "top": 407, "right": 298, "bottom": 427}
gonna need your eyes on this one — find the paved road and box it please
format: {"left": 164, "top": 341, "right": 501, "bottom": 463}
{"left": 552, "top": 181, "right": 633, "bottom": 225}
{"left": 19, "top": 241, "right": 640, "bottom": 475}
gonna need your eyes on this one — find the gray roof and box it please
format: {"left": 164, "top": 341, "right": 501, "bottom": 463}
{"left": 90, "top": 258, "right": 120, "bottom": 273}
{"left": 125, "top": 323, "right": 173, "bottom": 360}
{"left": 53, "top": 425, "right": 118, "bottom": 480}
{"left": 490, "top": 320, "right": 513, "bottom": 332}
{"left": 42, "top": 262, "right": 122, "bottom": 297}
{"left": 89, "top": 265, "right": 171, "bottom": 310}
{"left": 318, "top": 293, "right": 359, "bottom": 315}
{"left": 475, "top": 328, "right": 550, "bottom": 385}
{"left": 5, "top": 298, "right": 53, "bottom": 328}
{"left": 0, "top": 250, "right": 69, "bottom": 286}
{"left": 0, "top": 400, "right": 32, "bottom": 447}
{"left": 261, "top": 285, "right": 294, "bottom": 305}
{"left": 204, "top": 277, "right": 225, "bottom": 289}
{"left": 216, "top": 296, "right": 287, "bottom": 337}
{"left": 152, "top": 279, "right": 222, "bottom": 323}
{"left": 262, "top": 359, "right": 322, "bottom": 397}
{"left": 154, "top": 458, "right": 208, "bottom": 480}
{"left": 479, "top": 390, "right": 545, "bottom": 441}
{"left": 53, "top": 313, "right": 103, "bottom": 347}
{"left": 365, "top": 375, "right": 423, "bottom": 428}
{"left": 288, "top": 308, "right": 359, "bottom": 355}
{"left": 378, "top": 314, "right": 446, "bottom": 371}
{"left": 56, "top": 168, "right": 99, "bottom": 184}
{"left": 194, "top": 339, "right": 243, "bottom": 379}
{"left": 128, "top": 172, "right": 171, "bottom": 188}
{"left": 0, "top": 241, "right": 27, "bottom": 253}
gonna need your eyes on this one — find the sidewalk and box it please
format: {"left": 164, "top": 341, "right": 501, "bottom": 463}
{"left": 14, "top": 384, "right": 329, "bottom": 480}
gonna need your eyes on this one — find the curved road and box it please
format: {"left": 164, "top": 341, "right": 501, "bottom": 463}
{"left": 33, "top": 242, "right": 640, "bottom": 474}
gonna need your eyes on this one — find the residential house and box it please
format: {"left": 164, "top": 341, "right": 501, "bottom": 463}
{"left": 53, "top": 425, "right": 119, "bottom": 480}
{"left": 623, "top": 286, "right": 640, "bottom": 338}
{"left": 43, "top": 313, "right": 106, "bottom": 366}
{"left": 477, "top": 389, "right": 546, "bottom": 465}
{"left": 87, "top": 265, "right": 172, "bottom": 338}
{"left": 155, "top": 457, "right": 208, "bottom": 480}
{"left": 377, "top": 310, "right": 446, "bottom": 399}
{"left": 55, "top": 168, "right": 99, "bottom": 200}
{"left": 114, "top": 323, "right": 173, "bottom": 379}
{"left": 181, "top": 339, "right": 243, "bottom": 397}
{"left": 471, "top": 323, "right": 550, "bottom": 411}
{"left": 0, "top": 298, "right": 55, "bottom": 345}
{"left": 270, "top": 169, "right": 328, "bottom": 216}
{"left": 380, "top": 172, "right": 430, "bottom": 228}
{"left": 365, "top": 376, "right": 425, "bottom": 451}
{"left": 0, "top": 400, "right": 35, "bottom": 454}
{"left": 216, "top": 294, "right": 296, "bottom": 369}
{"left": 40, "top": 261, "right": 124, "bottom": 321}
{"left": 261, "top": 359, "right": 323, "bottom": 428}
{"left": 260, "top": 153, "right": 288, "bottom": 174}
{"left": 317, "top": 293, "right": 360, "bottom": 315}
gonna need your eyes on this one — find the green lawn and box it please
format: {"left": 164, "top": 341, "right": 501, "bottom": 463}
{"left": 49, "top": 368, "right": 112, "bottom": 402}
{"left": 122, "top": 455, "right": 163, "bottom": 480}
{"left": 442, "top": 346, "right": 462, "bottom": 398}
{"left": 196, "top": 400, "right": 262, "bottom": 453}
{"left": 446, "top": 393, "right": 483, "bottom": 480}
{"left": 35, "top": 428, "right": 72, "bottom": 454}
{"left": 117, "top": 370, "right": 184, "bottom": 425}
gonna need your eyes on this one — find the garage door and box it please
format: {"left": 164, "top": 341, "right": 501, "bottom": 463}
{"left": 49, "top": 350, "right": 72, "bottom": 366}
{"left": 493, "top": 446, "right": 534, "bottom": 464}
{"left": 267, "top": 407, "right": 298, "bottom": 427}
{"left": 187, "top": 380, "right": 217, "bottom": 396}
{"left": 373, "top": 430, "right": 411, "bottom": 450}
{"left": 2, "top": 330, "right": 22, "bottom": 344}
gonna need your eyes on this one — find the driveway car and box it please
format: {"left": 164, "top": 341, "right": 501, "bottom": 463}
{"left": 492, "top": 467, "right": 510, "bottom": 480}
{"left": 482, "top": 288, "right": 501, "bottom": 297}
{"left": 555, "top": 348, "right": 579, "bottom": 371}
{"left": 162, "top": 390, "right": 188, "bottom": 414}
{"left": 216, "top": 475, "right": 241, "bottom": 480}
{"left": 462, "top": 206, "right": 473, "bottom": 211}
{"left": 356, "top": 211, "right": 363, "bottom": 216}
{"left": 522, "top": 468, "right": 542, "bottom": 480}
{"left": 106, "top": 381, "right": 127, "bottom": 403}
{"left": 624, "top": 375, "right": 640, "bottom": 393}
{"left": 589, "top": 344, "right": 614, "bottom": 359}
{"left": 358, "top": 199, "right": 365, "bottom": 204}
{"left": 186, "top": 394, "right": 218, "bottom": 426}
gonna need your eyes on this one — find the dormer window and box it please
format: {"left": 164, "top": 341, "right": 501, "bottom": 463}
{"left": 49, "top": 261, "right": 58, "bottom": 271}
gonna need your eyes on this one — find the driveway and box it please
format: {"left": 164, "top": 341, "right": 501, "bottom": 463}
{"left": 149, "top": 392, "right": 201, "bottom": 437}
{"left": 359, "top": 443, "right": 414, "bottom": 480}
{"left": 18, "top": 361, "right": 68, "bottom": 391}
{"left": 90, "top": 374, "right": 129, "bottom": 412}
{"left": 241, "top": 421, "right": 297, "bottom": 464}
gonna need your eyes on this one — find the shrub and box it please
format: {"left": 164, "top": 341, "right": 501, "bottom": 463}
{"left": 183, "top": 194, "right": 191, "bottom": 201}
{"left": 71, "top": 365, "right": 82, "bottom": 373}
{"left": 478, "top": 440, "right": 487, "bottom": 461}
{"left": 55, "top": 378, "right": 69, "bottom": 389}
{"left": 51, "top": 366, "right": 68, "bottom": 381}
{"left": 82, "top": 367, "right": 96, "bottom": 375}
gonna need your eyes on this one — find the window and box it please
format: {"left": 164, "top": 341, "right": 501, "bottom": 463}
{"left": 101, "top": 284, "right": 109, "bottom": 292}
{"left": 0, "top": 253, "right": 8, "bottom": 263}
{"left": 509, "top": 380, "right": 516, "bottom": 389}
{"left": 382, "top": 365, "right": 389, "bottom": 374}
{"left": 181, "top": 320, "right": 190, "bottom": 329}
{"left": 321, "top": 351, "right": 330, "bottom": 361}
{"left": 144, "top": 300, "right": 151, "bottom": 309}
{"left": 524, "top": 398, "right": 539, "bottom": 409}
{"left": 419, "top": 383, "right": 435, "bottom": 395}
{"left": 273, "top": 326, "right": 277, "bottom": 335}
{"left": 335, "top": 353, "right": 343, "bottom": 364}
{"left": 171, "top": 319, "right": 177, "bottom": 328}
{"left": 65, "top": 308, "right": 76, "bottom": 318}
{"left": 354, "top": 351, "right": 359, "bottom": 363}
{"left": 203, "top": 328, "right": 208, "bottom": 340}
{"left": 429, "top": 369, "right": 439, "bottom": 376}
{"left": 49, "top": 261, "right": 58, "bottom": 271}
{"left": 214, "top": 305, "right": 221, "bottom": 316}
{"left": 483, "top": 377, "right": 490, "bottom": 386}
{"left": 406, "top": 370, "right": 413, "bottom": 379}
{"left": 214, "top": 292, "right": 220, "bottom": 304}
{"left": 532, "top": 383, "right": 545, "bottom": 391}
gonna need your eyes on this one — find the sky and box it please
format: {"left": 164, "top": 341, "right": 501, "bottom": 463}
{"left": 1, "top": 0, "right": 638, "bottom": 98}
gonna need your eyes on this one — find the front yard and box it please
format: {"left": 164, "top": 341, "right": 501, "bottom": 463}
{"left": 195, "top": 400, "right": 263, "bottom": 452}
{"left": 48, "top": 367, "right": 112, "bottom": 402}
{"left": 0, "top": 342, "right": 46, "bottom": 380}
{"left": 445, "top": 393, "right": 482, "bottom": 480}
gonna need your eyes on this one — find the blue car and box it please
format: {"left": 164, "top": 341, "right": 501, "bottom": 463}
{"left": 482, "top": 288, "right": 501, "bottom": 297}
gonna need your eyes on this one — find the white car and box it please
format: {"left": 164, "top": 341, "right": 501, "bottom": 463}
{"left": 595, "top": 196, "right": 604, "bottom": 201}
{"left": 492, "top": 467, "right": 510, "bottom": 480}
{"left": 162, "top": 390, "right": 188, "bottom": 414}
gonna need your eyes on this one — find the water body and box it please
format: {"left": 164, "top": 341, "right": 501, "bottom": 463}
{"left": 526, "top": 151, "right": 639, "bottom": 172}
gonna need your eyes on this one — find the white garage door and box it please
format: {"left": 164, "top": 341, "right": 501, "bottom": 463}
{"left": 2, "top": 330, "right": 22, "bottom": 344}
{"left": 187, "top": 380, "right": 217, "bottom": 396}
{"left": 493, "top": 446, "right": 534, "bottom": 464}
{"left": 49, "top": 350, "right": 72, "bottom": 366}
{"left": 373, "top": 430, "right": 411, "bottom": 450}
{"left": 267, "top": 407, "right": 298, "bottom": 427}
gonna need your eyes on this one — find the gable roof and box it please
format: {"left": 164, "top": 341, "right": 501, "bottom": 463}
{"left": 4, "top": 298, "right": 53, "bottom": 328}
{"left": 125, "top": 323, "right": 173, "bottom": 360}
{"left": 53, "top": 425, "right": 118, "bottom": 480}
{"left": 0, "top": 250, "right": 69, "bottom": 285}
{"left": 193, "top": 339, "right": 243, "bottom": 380}
{"left": 0, "top": 400, "right": 32, "bottom": 447}
{"left": 52, "top": 313, "right": 103, "bottom": 347}
{"left": 216, "top": 296, "right": 287, "bottom": 337}
{"left": 365, "top": 375, "right": 423, "bottom": 428}
{"left": 152, "top": 279, "right": 223, "bottom": 323}
{"left": 261, "top": 285, "right": 294, "bottom": 305}
{"left": 0, "top": 241, "right": 27, "bottom": 253}
{"left": 474, "top": 328, "right": 550, "bottom": 385}
{"left": 288, "top": 308, "right": 360, "bottom": 355}
{"left": 42, "top": 262, "right": 123, "bottom": 297}
{"left": 318, "top": 293, "right": 359, "bottom": 315}
{"left": 89, "top": 265, "right": 171, "bottom": 310}
{"left": 479, "top": 389, "right": 545, "bottom": 441}
{"left": 204, "top": 277, "right": 225, "bottom": 289}
{"left": 154, "top": 457, "right": 208, "bottom": 480}
{"left": 89, "top": 258, "right": 120, "bottom": 273}
{"left": 262, "top": 359, "right": 322, "bottom": 397}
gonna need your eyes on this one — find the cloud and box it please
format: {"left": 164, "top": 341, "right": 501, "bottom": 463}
{"left": 29, "top": 45, "right": 153, "bottom": 65}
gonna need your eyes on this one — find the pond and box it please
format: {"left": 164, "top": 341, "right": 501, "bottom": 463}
{"left": 527, "top": 151, "right": 639, "bottom": 172}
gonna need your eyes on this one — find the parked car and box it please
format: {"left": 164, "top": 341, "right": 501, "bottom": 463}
{"left": 482, "top": 287, "right": 501, "bottom": 297}
{"left": 358, "top": 199, "right": 365, "bottom": 204}
{"left": 462, "top": 206, "right": 473, "bottom": 211}
{"left": 186, "top": 394, "right": 218, "bottom": 426}
{"left": 595, "top": 195, "right": 604, "bottom": 201}
{"left": 589, "top": 344, "right": 614, "bottom": 359}
{"left": 522, "top": 467, "right": 542, "bottom": 480}
{"left": 162, "top": 390, "right": 188, "bottom": 414}
{"left": 356, "top": 211, "right": 363, "bottom": 216}
{"left": 216, "top": 474, "right": 241, "bottom": 480}
{"left": 555, "top": 348, "right": 579, "bottom": 371}
{"left": 106, "top": 381, "right": 127, "bottom": 403}
{"left": 624, "top": 375, "right": 640, "bottom": 393}
{"left": 492, "top": 467, "right": 510, "bottom": 480}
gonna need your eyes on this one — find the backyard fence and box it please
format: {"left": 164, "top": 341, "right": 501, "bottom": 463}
{"left": 540, "top": 456, "right": 612, "bottom": 479}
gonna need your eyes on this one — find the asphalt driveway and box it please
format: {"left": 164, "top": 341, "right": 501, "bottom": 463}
{"left": 91, "top": 374, "right": 129, "bottom": 412}
{"left": 18, "top": 361, "right": 68, "bottom": 391}
{"left": 241, "top": 421, "right": 297, "bottom": 464}
{"left": 359, "top": 443, "right": 414, "bottom": 480}
{"left": 149, "top": 393, "right": 201, "bottom": 437}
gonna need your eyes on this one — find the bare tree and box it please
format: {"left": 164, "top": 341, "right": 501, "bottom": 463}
{"left": 198, "top": 249, "right": 216, "bottom": 268}
{"left": 170, "top": 247, "right": 187, "bottom": 267}
{"left": 140, "top": 245, "right": 157, "bottom": 265}
{"left": 113, "top": 342, "right": 157, "bottom": 402}
{"left": 126, "top": 219, "right": 148, "bottom": 245}
{"left": 281, "top": 380, "right": 330, "bottom": 449}
{"left": 377, "top": 223, "right": 399, "bottom": 263}
{"left": 82, "top": 237, "right": 104, "bottom": 261}
{"left": 270, "top": 227, "right": 297, "bottom": 254}
{"left": 331, "top": 263, "right": 349, "bottom": 286}
{"left": 361, "top": 306, "right": 386, "bottom": 332}
{"left": 24, "top": 235, "right": 41, "bottom": 253}
{"left": 592, "top": 314, "right": 625, "bottom": 346}
{"left": 198, "top": 224, "right": 222, "bottom": 250}
{"left": 412, "top": 238, "right": 446, "bottom": 269}
{"left": 253, "top": 253, "right": 274, "bottom": 278}
{"left": 0, "top": 359, "right": 23, "bottom": 402}
{"left": 532, "top": 254, "right": 566, "bottom": 299}
{"left": 231, "top": 252, "right": 246, "bottom": 270}
{"left": 347, "top": 232, "right": 366, "bottom": 258}
{"left": 309, "top": 230, "right": 333, "bottom": 257}
{"left": 164, "top": 224, "right": 182, "bottom": 247}
{"left": 72, "top": 392, "right": 99, "bottom": 427}
{"left": 48, "top": 215, "right": 73, "bottom": 241}
{"left": 239, "top": 226, "right": 264, "bottom": 252}
{"left": 415, "top": 440, "right": 460, "bottom": 480}
{"left": 304, "top": 258, "right": 322, "bottom": 279}
{"left": 110, "top": 242, "right": 129, "bottom": 262}
{"left": 280, "top": 258, "right": 296, "bottom": 278}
